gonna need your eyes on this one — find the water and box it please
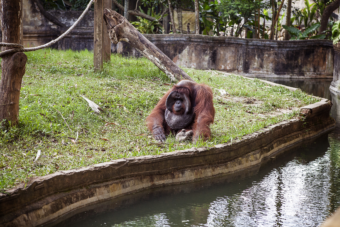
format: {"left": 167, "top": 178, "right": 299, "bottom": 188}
{"left": 53, "top": 79, "right": 340, "bottom": 227}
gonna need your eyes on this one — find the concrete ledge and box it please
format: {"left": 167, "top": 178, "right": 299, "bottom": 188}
{"left": 0, "top": 97, "right": 335, "bottom": 227}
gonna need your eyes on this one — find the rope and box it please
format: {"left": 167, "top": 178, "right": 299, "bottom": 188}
{"left": 0, "top": 0, "right": 95, "bottom": 58}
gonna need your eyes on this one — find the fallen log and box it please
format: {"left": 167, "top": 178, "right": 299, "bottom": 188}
{"left": 103, "top": 9, "right": 193, "bottom": 82}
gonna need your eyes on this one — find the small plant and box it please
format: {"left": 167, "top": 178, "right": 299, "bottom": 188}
{"left": 332, "top": 21, "right": 340, "bottom": 44}
{"left": 131, "top": 7, "right": 164, "bottom": 34}
{"left": 283, "top": 23, "right": 325, "bottom": 40}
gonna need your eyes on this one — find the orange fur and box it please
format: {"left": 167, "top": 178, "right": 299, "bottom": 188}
{"left": 146, "top": 80, "right": 215, "bottom": 141}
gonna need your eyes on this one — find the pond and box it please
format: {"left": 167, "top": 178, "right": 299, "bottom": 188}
{"left": 52, "top": 78, "right": 340, "bottom": 227}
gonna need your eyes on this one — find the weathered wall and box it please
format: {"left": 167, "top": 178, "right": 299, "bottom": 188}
{"left": 118, "top": 35, "right": 334, "bottom": 78}
{"left": 21, "top": 0, "right": 94, "bottom": 51}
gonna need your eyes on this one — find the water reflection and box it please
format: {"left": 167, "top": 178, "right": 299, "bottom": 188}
{"left": 53, "top": 78, "right": 340, "bottom": 227}
{"left": 263, "top": 78, "right": 332, "bottom": 99}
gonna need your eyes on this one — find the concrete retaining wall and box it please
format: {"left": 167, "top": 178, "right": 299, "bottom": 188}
{"left": 0, "top": 98, "right": 335, "bottom": 227}
{"left": 118, "top": 35, "right": 334, "bottom": 78}
{"left": 330, "top": 45, "right": 340, "bottom": 94}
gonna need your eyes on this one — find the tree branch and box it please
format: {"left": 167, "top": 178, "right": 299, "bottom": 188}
{"left": 273, "top": 0, "right": 285, "bottom": 29}
{"left": 128, "top": 10, "right": 157, "bottom": 21}
{"left": 112, "top": 0, "right": 161, "bottom": 21}
{"left": 32, "top": 0, "right": 66, "bottom": 28}
{"left": 319, "top": 0, "right": 340, "bottom": 34}
{"left": 159, "top": 7, "right": 168, "bottom": 20}
{"left": 112, "top": 0, "right": 124, "bottom": 11}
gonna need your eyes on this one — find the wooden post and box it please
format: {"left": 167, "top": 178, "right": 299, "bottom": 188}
{"left": 0, "top": 0, "right": 27, "bottom": 126}
{"left": 103, "top": 0, "right": 112, "bottom": 62}
{"left": 94, "top": 0, "right": 103, "bottom": 70}
{"left": 20, "top": 0, "right": 23, "bottom": 45}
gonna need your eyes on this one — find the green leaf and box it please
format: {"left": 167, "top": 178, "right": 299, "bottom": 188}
{"left": 290, "top": 36, "right": 300, "bottom": 40}
{"left": 301, "top": 23, "right": 320, "bottom": 37}
{"left": 310, "top": 34, "right": 326, "bottom": 39}
{"left": 332, "top": 21, "right": 340, "bottom": 44}
{"left": 283, "top": 25, "right": 301, "bottom": 37}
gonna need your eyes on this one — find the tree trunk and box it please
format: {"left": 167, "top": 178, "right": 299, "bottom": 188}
{"left": 103, "top": 9, "right": 193, "bottom": 82}
{"left": 257, "top": 7, "right": 260, "bottom": 38}
{"left": 276, "top": 16, "right": 278, "bottom": 40}
{"left": 103, "top": 0, "right": 112, "bottom": 62}
{"left": 319, "top": 0, "right": 340, "bottom": 34}
{"left": 270, "top": 0, "right": 276, "bottom": 40}
{"left": 0, "top": 0, "right": 27, "bottom": 126}
{"left": 124, "top": 0, "right": 129, "bottom": 19}
{"left": 195, "top": 0, "right": 200, "bottom": 34}
{"left": 167, "top": 0, "right": 176, "bottom": 33}
{"left": 285, "top": 0, "right": 292, "bottom": 40}
{"left": 262, "top": 18, "right": 266, "bottom": 38}
{"left": 94, "top": 0, "right": 104, "bottom": 70}
{"left": 177, "top": 8, "right": 183, "bottom": 33}
{"left": 253, "top": 9, "right": 258, "bottom": 38}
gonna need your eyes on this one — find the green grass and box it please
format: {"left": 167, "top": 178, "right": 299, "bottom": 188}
{"left": 0, "top": 49, "right": 320, "bottom": 191}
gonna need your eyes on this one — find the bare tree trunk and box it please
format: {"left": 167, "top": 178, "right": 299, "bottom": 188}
{"left": 94, "top": 0, "right": 104, "bottom": 70}
{"left": 285, "top": 0, "right": 291, "bottom": 40}
{"left": 0, "top": 0, "right": 27, "bottom": 126}
{"left": 177, "top": 8, "right": 183, "bottom": 33}
{"left": 253, "top": 9, "right": 258, "bottom": 38}
{"left": 103, "top": 0, "right": 112, "bottom": 62}
{"left": 319, "top": 0, "right": 340, "bottom": 34}
{"left": 273, "top": 0, "right": 285, "bottom": 31}
{"left": 103, "top": 9, "right": 193, "bottom": 81}
{"left": 195, "top": 0, "right": 199, "bottom": 34}
{"left": 167, "top": 0, "right": 176, "bottom": 33}
{"left": 270, "top": 0, "right": 276, "bottom": 40}
{"left": 258, "top": 7, "right": 260, "bottom": 38}
{"left": 262, "top": 18, "right": 266, "bottom": 38}
{"left": 276, "top": 16, "right": 278, "bottom": 40}
{"left": 124, "top": 0, "right": 129, "bottom": 19}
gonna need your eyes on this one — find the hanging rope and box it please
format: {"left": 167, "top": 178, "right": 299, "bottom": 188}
{"left": 0, "top": 0, "right": 96, "bottom": 58}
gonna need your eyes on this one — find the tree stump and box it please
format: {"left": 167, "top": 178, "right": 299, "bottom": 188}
{"left": 0, "top": 0, "right": 27, "bottom": 126}
{"left": 103, "top": 9, "right": 193, "bottom": 82}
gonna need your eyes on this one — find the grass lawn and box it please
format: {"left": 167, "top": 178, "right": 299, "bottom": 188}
{"left": 0, "top": 49, "right": 320, "bottom": 191}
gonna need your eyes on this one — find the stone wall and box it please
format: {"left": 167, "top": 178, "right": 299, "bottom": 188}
{"left": 118, "top": 35, "right": 334, "bottom": 78}
{"left": 21, "top": 0, "right": 94, "bottom": 51}
{"left": 330, "top": 45, "right": 340, "bottom": 93}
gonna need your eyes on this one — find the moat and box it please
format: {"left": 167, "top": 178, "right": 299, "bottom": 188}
{"left": 51, "top": 78, "right": 340, "bottom": 227}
